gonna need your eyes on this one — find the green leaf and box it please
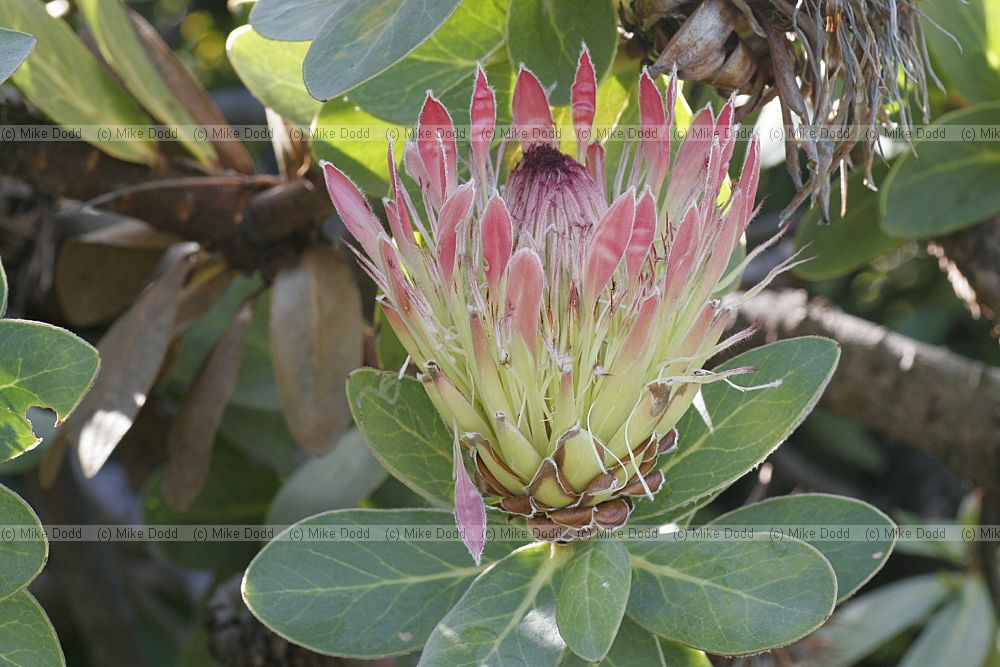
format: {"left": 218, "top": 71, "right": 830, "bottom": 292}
{"left": 76, "top": 0, "right": 216, "bottom": 164}
{"left": 226, "top": 26, "right": 320, "bottom": 126}
{"left": 303, "top": 0, "right": 462, "bottom": 101}
{"left": 217, "top": 405, "right": 298, "bottom": 477}
{"left": 142, "top": 447, "right": 280, "bottom": 574}
{"left": 345, "top": 0, "right": 508, "bottom": 125}
{"left": 0, "top": 320, "right": 99, "bottom": 463}
{"left": 921, "top": 0, "right": 1000, "bottom": 105}
{"left": 244, "top": 509, "right": 524, "bottom": 658}
{"left": 0, "top": 409, "right": 54, "bottom": 476}
{"left": 631, "top": 337, "right": 840, "bottom": 523}
{"left": 556, "top": 539, "right": 631, "bottom": 662}
{"left": 347, "top": 369, "right": 454, "bottom": 507}
{"left": 420, "top": 542, "right": 572, "bottom": 666}
{"left": 600, "top": 617, "right": 711, "bottom": 667}
{"left": 0, "top": 591, "right": 65, "bottom": 666}
{"left": 880, "top": 102, "right": 1000, "bottom": 238}
{"left": 654, "top": 641, "right": 712, "bottom": 667}
{"left": 4, "top": 0, "right": 158, "bottom": 164}
{"left": 900, "top": 576, "right": 995, "bottom": 667}
{"left": 627, "top": 536, "right": 837, "bottom": 655}
{"left": 265, "top": 428, "right": 389, "bottom": 528}
{"left": 169, "top": 277, "right": 281, "bottom": 412}
{"left": 794, "top": 409, "right": 887, "bottom": 475}
{"left": 506, "top": 0, "right": 618, "bottom": 106}
{"left": 375, "top": 304, "right": 411, "bottom": 372}
{"left": 709, "top": 494, "right": 894, "bottom": 601}
{"left": 0, "top": 484, "right": 46, "bottom": 600}
{"left": 814, "top": 573, "right": 955, "bottom": 667}
{"left": 793, "top": 164, "right": 904, "bottom": 280}
{"left": 892, "top": 509, "right": 967, "bottom": 564}
{"left": 311, "top": 99, "right": 407, "bottom": 194}
{"left": 0, "top": 27, "right": 34, "bottom": 84}
{"left": 250, "top": 0, "right": 339, "bottom": 41}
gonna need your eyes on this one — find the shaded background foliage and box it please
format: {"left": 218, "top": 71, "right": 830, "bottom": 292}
{"left": 0, "top": 0, "right": 998, "bottom": 665}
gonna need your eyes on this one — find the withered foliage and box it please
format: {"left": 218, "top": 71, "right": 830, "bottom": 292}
{"left": 625, "top": 0, "right": 937, "bottom": 221}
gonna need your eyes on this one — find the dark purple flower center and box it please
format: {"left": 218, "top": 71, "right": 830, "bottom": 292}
{"left": 503, "top": 145, "right": 605, "bottom": 254}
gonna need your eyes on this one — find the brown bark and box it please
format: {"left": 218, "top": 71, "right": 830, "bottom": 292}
{"left": 735, "top": 289, "right": 1000, "bottom": 498}
{"left": 206, "top": 576, "right": 346, "bottom": 667}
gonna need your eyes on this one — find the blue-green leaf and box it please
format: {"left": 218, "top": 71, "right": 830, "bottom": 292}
{"left": 303, "top": 0, "right": 462, "bottom": 101}
{"left": 880, "top": 102, "right": 1000, "bottom": 238}
{"left": 814, "top": 573, "right": 955, "bottom": 667}
{"left": 632, "top": 337, "right": 840, "bottom": 523}
{"left": 0, "top": 591, "right": 65, "bottom": 666}
{"left": 921, "top": 0, "right": 1000, "bottom": 105}
{"left": 420, "top": 542, "right": 571, "bottom": 666}
{"left": 244, "top": 509, "right": 525, "bottom": 658}
{"left": 627, "top": 536, "right": 837, "bottom": 655}
{"left": 0, "top": 320, "right": 99, "bottom": 463}
{"left": 0, "top": 27, "right": 34, "bottom": 84}
{"left": 793, "top": 164, "right": 903, "bottom": 280}
{"left": 0, "top": 484, "right": 46, "bottom": 600}
{"left": 709, "top": 493, "right": 895, "bottom": 601}
{"left": 346, "top": 0, "right": 510, "bottom": 125}
{"left": 556, "top": 539, "right": 631, "bottom": 662}
{"left": 265, "top": 428, "right": 389, "bottom": 528}
{"left": 347, "top": 369, "right": 454, "bottom": 507}
{"left": 899, "top": 576, "right": 995, "bottom": 667}
{"left": 601, "top": 617, "right": 711, "bottom": 667}
{"left": 250, "top": 0, "right": 339, "bottom": 41}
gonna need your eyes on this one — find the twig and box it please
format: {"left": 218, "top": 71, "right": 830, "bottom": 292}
{"left": 0, "top": 100, "right": 330, "bottom": 274}
{"left": 733, "top": 289, "right": 1000, "bottom": 499}
{"left": 68, "top": 174, "right": 280, "bottom": 213}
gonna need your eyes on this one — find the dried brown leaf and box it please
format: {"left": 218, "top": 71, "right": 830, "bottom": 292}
{"left": 68, "top": 251, "right": 194, "bottom": 478}
{"left": 128, "top": 10, "right": 254, "bottom": 174}
{"left": 162, "top": 292, "right": 257, "bottom": 512}
{"left": 266, "top": 108, "right": 312, "bottom": 181}
{"left": 270, "top": 245, "right": 363, "bottom": 454}
{"left": 55, "top": 218, "right": 178, "bottom": 327}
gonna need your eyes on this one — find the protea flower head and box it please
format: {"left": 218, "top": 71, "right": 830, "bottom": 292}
{"left": 322, "top": 48, "right": 773, "bottom": 557}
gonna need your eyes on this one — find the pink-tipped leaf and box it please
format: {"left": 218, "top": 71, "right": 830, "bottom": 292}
{"left": 511, "top": 67, "right": 556, "bottom": 151}
{"left": 453, "top": 437, "right": 487, "bottom": 565}
{"left": 571, "top": 47, "right": 597, "bottom": 160}
{"left": 481, "top": 195, "right": 513, "bottom": 295}
{"left": 418, "top": 94, "right": 459, "bottom": 207}
{"left": 321, "top": 162, "right": 383, "bottom": 260}
{"left": 386, "top": 144, "right": 419, "bottom": 250}
{"left": 638, "top": 71, "right": 670, "bottom": 197}
{"left": 435, "top": 182, "right": 476, "bottom": 289}
{"left": 664, "top": 106, "right": 714, "bottom": 217}
{"left": 470, "top": 65, "right": 496, "bottom": 178}
{"left": 586, "top": 142, "right": 607, "bottom": 201}
{"left": 505, "top": 248, "right": 545, "bottom": 346}
{"left": 583, "top": 191, "right": 635, "bottom": 305}
{"left": 625, "top": 189, "right": 657, "bottom": 280}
